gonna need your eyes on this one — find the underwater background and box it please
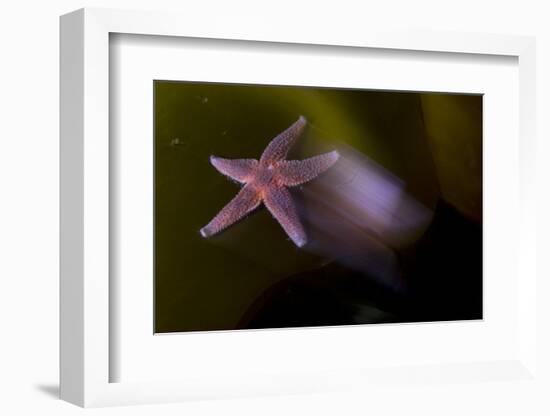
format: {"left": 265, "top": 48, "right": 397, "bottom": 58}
{"left": 154, "top": 81, "right": 482, "bottom": 333}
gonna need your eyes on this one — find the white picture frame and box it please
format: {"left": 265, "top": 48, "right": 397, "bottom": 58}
{"left": 60, "top": 7, "right": 537, "bottom": 408}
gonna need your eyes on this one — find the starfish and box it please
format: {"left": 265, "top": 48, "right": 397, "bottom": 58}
{"left": 200, "top": 116, "right": 339, "bottom": 247}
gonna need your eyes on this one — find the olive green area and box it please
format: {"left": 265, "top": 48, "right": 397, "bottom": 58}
{"left": 154, "top": 81, "right": 482, "bottom": 333}
{"left": 420, "top": 94, "right": 483, "bottom": 221}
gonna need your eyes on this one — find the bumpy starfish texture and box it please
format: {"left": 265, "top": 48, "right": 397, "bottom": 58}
{"left": 200, "top": 116, "right": 339, "bottom": 247}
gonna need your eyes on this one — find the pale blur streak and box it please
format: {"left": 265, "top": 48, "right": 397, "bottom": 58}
{"left": 298, "top": 145, "right": 433, "bottom": 289}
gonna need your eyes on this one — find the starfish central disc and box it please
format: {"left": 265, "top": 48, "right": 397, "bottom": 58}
{"left": 200, "top": 116, "right": 339, "bottom": 247}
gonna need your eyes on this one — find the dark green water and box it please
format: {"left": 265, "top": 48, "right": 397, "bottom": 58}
{"left": 154, "top": 81, "right": 482, "bottom": 333}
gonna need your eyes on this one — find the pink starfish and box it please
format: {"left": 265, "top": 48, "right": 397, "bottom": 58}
{"left": 200, "top": 116, "right": 339, "bottom": 247}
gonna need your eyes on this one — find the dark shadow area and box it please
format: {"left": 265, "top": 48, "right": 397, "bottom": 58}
{"left": 239, "top": 200, "right": 482, "bottom": 329}
{"left": 34, "top": 383, "right": 59, "bottom": 399}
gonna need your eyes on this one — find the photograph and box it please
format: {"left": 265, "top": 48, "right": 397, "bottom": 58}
{"left": 154, "top": 81, "right": 483, "bottom": 333}
{"left": 3, "top": 0, "right": 540, "bottom": 412}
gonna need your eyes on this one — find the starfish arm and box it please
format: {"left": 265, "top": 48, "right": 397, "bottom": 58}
{"left": 260, "top": 116, "right": 307, "bottom": 164}
{"left": 263, "top": 186, "right": 307, "bottom": 247}
{"left": 200, "top": 185, "right": 261, "bottom": 238}
{"left": 276, "top": 150, "right": 340, "bottom": 187}
{"left": 210, "top": 156, "right": 258, "bottom": 183}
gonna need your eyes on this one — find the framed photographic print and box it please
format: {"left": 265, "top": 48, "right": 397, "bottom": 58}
{"left": 60, "top": 7, "right": 538, "bottom": 407}
{"left": 152, "top": 81, "right": 481, "bottom": 334}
